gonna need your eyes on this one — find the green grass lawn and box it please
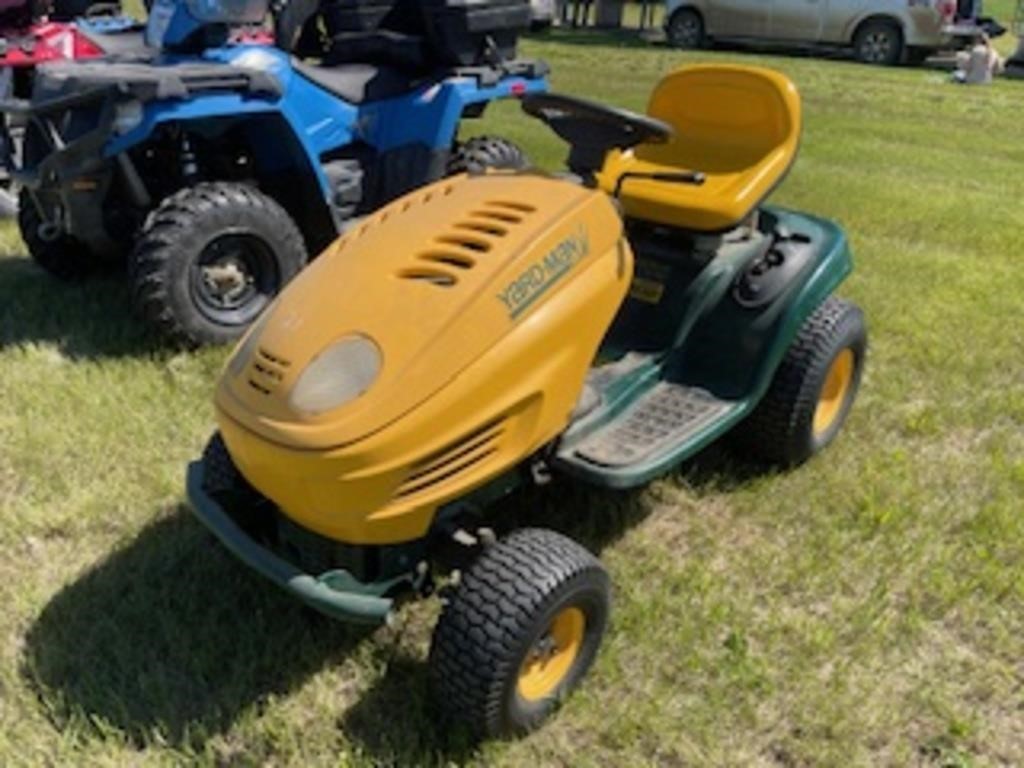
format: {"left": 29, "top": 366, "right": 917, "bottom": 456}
{"left": 2, "top": 20, "right": 1024, "bottom": 768}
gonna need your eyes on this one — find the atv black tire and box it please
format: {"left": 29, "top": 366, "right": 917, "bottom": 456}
{"left": 734, "top": 296, "right": 867, "bottom": 467}
{"left": 429, "top": 527, "right": 610, "bottom": 739}
{"left": 447, "top": 136, "right": 528, "bottom": 175}
{"left": 18, "top": 188, "right": 102, "bottom": 281}
{"left": 131, "top": 182, "right": 307, "bottom": 347}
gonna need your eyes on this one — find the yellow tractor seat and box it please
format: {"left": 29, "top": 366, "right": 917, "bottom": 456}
{"left": 598, "top": 65, "right": 802, "bottom": 233}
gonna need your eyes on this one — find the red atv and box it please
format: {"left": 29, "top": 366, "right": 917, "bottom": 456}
{"left": 0, "top": 0, "right": 140, "bottom": 213}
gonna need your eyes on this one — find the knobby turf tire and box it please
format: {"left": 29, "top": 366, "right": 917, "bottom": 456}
{"left": 734, "top": 296, "right": 867, "bottom": 467}
{"left": 447, "top": 136, "right": 529, "bottom": 175}
{"left": 18, "top": 188, "right": 102, "bottom": 281}
{"left": 131, "top": 182, "right": 307, "bottom": 347}
{"left": 429, "top": 527, "right": 610, "bottom": 739}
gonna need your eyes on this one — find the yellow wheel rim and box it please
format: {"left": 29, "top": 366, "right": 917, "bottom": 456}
{"left": 517, "top": 607, "right": 586, "bottom": 702}
{"left": 813, "top": 348, "right": 855, "bottom": 438}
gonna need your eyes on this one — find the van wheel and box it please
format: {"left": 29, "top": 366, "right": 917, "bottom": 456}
{"left": 854, "top": 20, "right": 903, "bottom": 66}
{"left": 666, "top": 8, "right": 705, "bottom": 49}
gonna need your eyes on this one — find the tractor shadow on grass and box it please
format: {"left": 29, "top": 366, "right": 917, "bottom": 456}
{"left": 0, "top": 256, "right": 165, "bottom": 359}
{"left": 23, "top": 447, "right": 768, "bottom": 761}
{"left": 23, "top": 508, "right": 373, "bottom": 750}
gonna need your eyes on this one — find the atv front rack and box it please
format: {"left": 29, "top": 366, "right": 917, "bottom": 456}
{"left": 186, "top": 462, "right": 403, "bottom": 624}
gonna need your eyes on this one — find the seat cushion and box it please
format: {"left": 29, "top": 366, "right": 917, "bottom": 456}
{"left": 598, "top": 65, "right": 802, "bottom": 233}
{"left": 292, "top": 62, "right": 420, "bottom": 104}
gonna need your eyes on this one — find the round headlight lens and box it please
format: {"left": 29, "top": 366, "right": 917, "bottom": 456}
{"left": 288, "top": 334, "right": 382, "bottom": 415}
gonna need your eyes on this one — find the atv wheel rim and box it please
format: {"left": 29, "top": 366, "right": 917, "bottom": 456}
{"left": 192, "top": 233, "right": 279, "bottom": 327}
{"left": 814, "top": 348, "right": 855, "bottom": 437}
{"left": 517, "top": 606, "right": 585, "bottom": 702}
{"left": 861, "top": 32, "right": 892, "bottom": 63}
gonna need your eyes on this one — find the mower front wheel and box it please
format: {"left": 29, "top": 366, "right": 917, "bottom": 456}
{"left": 429, "top": 527, "right": 610, "bottom": 738}
{"left": 447, "top": 136, "right": 528, "bottom": 176}
{"left": 735, "top": 296, "right": 867, "bottom": 466}
{"left": 18, "top": 189, "right": 103, "bottom": 281}
{"left": 131, "top": 183, "right": 307, "bottom": 346}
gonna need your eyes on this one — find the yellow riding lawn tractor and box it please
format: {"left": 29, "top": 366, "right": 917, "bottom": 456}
{"left": 187, "top": 64, "right": 867, "bottom": 737}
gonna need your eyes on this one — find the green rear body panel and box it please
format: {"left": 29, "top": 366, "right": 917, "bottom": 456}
{"left": 555, "top": 206, "right": 853, "bottom": 488}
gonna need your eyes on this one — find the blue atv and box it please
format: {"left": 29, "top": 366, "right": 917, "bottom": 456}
{"left": 6, "top": 0, "right": 546, "bottom": 344}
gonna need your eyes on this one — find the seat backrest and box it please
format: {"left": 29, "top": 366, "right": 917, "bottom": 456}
{"left": 635, "top": 64, "right": 801, "bottom": 177}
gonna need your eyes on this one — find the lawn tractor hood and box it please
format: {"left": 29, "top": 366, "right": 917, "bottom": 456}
{"left": 216, "top": 172, "right": 630, "bottom": 451}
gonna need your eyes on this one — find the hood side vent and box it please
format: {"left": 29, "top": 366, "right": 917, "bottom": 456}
{"left": 395, "top": 417, "right": 506, "bottom": 499}
{"left": 247, "top": 348, "right": 291, "bottom": 396}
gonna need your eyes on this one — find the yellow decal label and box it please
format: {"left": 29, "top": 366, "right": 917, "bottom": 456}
{"left": 497, "top": 227, "right": 589, "bottom": 319}
{"left": 630, "top": 277, "right": 665, "bottom": 304}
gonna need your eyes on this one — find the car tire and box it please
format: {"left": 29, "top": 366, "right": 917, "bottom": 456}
{"left": 429, "top": 527, "right": 610, "bottom": 738}
{"left": 666, "top": 8, "right": 705, "bottom": 50}
{"left": 732, "top": 296, "right": 867, "bottom": 467}
{"left": 131, "top": 182, "right": 307, "bottom": 347}
{"left": 854, "top": 20, "right": 903, "bottom": 66}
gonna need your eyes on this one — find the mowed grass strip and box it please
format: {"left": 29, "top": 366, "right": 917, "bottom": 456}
{"left": 1, "top": 23, "right": 1023, "bottom": 768}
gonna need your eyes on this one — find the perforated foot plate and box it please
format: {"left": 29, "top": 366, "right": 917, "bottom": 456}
{"left": 570, "top": 382, "right": 733, "bottom": 468}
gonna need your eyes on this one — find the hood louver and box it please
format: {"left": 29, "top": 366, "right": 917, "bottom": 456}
{"left": 395, "top": 417, "right": 507, "bottom": 500}
{"left": 396, "top": 199, "right": 537, "bottom": 289}
{"left": 247, "top": 347, "right": 291, "bottom": 396}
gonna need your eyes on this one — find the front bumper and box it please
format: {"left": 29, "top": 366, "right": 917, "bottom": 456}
{"left": 186, "top": 461, "right": 401, "bottom": 625}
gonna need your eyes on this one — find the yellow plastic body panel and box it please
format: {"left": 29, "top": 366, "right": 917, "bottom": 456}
{"left": 216, "top": 172, "right": 632, "bottom": 544}
{"left": 598, "top": 64, "right": 802, "bottom": 232}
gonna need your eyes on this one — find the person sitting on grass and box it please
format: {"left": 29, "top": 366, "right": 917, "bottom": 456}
{"left": 953, "top": 32, "right": 1004, "bottom": 84}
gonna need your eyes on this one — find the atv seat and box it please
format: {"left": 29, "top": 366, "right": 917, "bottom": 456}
{"left": 598, "top": 65, "right": 802, "bottom": 233}
{"left": 292, "top": 62, "right": 421, "bottom": 105}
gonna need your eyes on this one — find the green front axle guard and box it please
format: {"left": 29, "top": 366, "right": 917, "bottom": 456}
{"left": 186, "top": 462, "right": 402, "bottom": 625}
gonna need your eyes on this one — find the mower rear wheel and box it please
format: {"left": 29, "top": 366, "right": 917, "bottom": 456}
{"left": 18, "top": 189, "right": 102, "bottom": 282}
{"left": 131, "top": 182, "right": 307, "bottom": 347}
{"left": 429, "top": 528, "right": 610, "bottom": 738}
{"left": 447, "top": 136, "right": 528, "bottom": 175}
{"left": 734, "top": 296, "right": 867, "bottom": 466}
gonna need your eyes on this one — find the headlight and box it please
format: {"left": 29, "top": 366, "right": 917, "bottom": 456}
{"left": 112, "top": 101, "right": 144, "bottom": 136}
{"left": 288, "top": 334, "right": 382, "bottom": 415}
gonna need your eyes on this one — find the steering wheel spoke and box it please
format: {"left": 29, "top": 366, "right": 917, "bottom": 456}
{"left": 522, "top": 93, "right": 673, "bottom": 177}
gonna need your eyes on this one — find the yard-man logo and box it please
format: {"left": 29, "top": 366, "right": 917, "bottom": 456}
{"left": 497, "top": 227, "right": 590, "bottom": 320}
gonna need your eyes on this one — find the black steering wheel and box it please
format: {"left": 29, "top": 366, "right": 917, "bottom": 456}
{"left": 522, "top": 92, "right": 673, "bottom": 177}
